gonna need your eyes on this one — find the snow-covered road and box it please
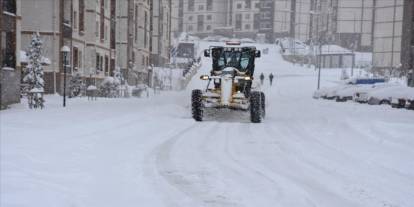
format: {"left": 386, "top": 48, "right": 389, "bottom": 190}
{"left": 1, "top": 42, "right": 414, "bottom": 207}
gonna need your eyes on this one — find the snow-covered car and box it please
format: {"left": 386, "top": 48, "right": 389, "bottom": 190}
{"left": 366, "top": 85, "right": 407, "bottom": 105}
{"left": 335, "top": 84, "right": 374, "bottom": 102}
{"left": 313, "top": 84, "right": 354, "bottom": 100}
{"left": 353, "top": 83, "right": 399, "bottom": 103}
{"left": 390, "top": 87, "right": 414, "bottom": 109}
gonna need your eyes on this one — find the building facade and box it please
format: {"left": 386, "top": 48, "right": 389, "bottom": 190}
{"left": 20, "top": 0, "right": 114, "bottom": 94}
{"left": 1, "top": 0, "right": 21, "bottom": 107}
{"left": 116, "top": 0, "right": 151, "bottom": 86}
{"left": 151, "top": 0, "right": 172, "bottom": 66}
{"left": 181, "top": 0, "right": 228, "bottom": 37}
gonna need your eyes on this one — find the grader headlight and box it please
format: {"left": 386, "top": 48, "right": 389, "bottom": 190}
{"left": 200, "top": 75, "right": 210, "bottom": 80}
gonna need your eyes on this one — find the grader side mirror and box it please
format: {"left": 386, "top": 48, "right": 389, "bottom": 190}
{"left": 204, "top": 49, "right": 210, "bottom": 57}
{"left": 255, "top": 50, "right": 261, "bottom": 58}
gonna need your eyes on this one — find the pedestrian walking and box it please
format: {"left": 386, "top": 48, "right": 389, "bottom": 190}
{"left": 269, "top": 73, "right": 274, "bottom": 86}
{"left": 260, "top": 73, "right": 265, "bottom": 85}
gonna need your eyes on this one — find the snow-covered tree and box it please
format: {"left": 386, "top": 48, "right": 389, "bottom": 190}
{"left": 23, "top": 32, "right": 45, "bottom": 109}
{"left": 69, "top": 72, "right": 84, "bottom": 97}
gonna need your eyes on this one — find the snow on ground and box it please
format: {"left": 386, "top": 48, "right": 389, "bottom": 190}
{"left": 1, "top": 41, "right": 414, "bottom": 207}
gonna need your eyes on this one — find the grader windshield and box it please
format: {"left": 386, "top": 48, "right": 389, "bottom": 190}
{"left": 209, "top": 47, "right": 259, "bottom": 75}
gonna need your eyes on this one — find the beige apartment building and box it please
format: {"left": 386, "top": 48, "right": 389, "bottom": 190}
{"left": 1, "top": 0, "right": 21, "bottom": 107}
{"left": 372, "top": 0, "right": 413, "bottom": 77}
{"left": 151, "top": 0, "right": 172, "bottom": 66}
{"left": 116, "top": 0, "right": 151, "bottom": 86}
{"left": 181, "top": 0, "right": 228, "bottom": 37}
{"left": 20, "top": 0, "right": 115, "bottom": 93}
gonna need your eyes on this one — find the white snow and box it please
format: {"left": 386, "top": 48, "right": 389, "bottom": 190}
{"left": 1, "top": 41, "right": 414, "bottom": 207}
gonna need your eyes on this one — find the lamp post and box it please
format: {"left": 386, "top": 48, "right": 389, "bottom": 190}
{"left": 61, "top": 46, "right": 70, "bottom": 107}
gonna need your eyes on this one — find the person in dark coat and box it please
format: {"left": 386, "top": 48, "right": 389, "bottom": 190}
{"left": 269, "top": 73, "right": 274, "bottom": 86}
{"left": 260, "top": 73, "right": 265, "bottom": 85}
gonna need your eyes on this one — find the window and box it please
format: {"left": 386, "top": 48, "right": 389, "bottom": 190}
{"left": 135, "top": 5, "right": 139, "bottom": 42}
{"left": 188, "top": 0, "right": 194, "bottom": 11}
{"left": 144, "top": 11, "right": 148, "bottom": 48}
{"left": 105, "top": 55, "right": 109, "bottom": 74}
{"left": 245, "top": 0, "right": 251, "bottom": 9}
{"left": 2, "top": 0, "right": 16, "bottom": 13}
{"left": 73, "top": 47, "right": 79, "bottom": 70}
{"left": 79, "top": 51, "right": 83, "bottom": 69}
{"left": 100, "top": 0, "right": 105, "bottom": 40}
{"left": 236, "top": 14, "right": 242, "bottom": 30}
{"left": 73, "top": 11, "right": 78, "bottom": 29}
{"left": 188, "top": 16, "right": 193, "bottom": 21}
{"left": 207, "top": 15, "right": 212, "bottom": 20}
{"left": 198, "top": 5, "right": 204, "bottom": 10}
{"left": 237, "top": 3, "right": 242, "bottom": 9}
{"left": 79, "top": 0, "right": 85, "bottom": 32}
{"left": 245, "top": 24, "right": 251, "bottom": 30}
{"left": 206, "top": 25, "right": 212, "bottom": 30}
{"left": 197, "top": 15, "right": 204, "bottom": 31}
{"left": 96, "top": 21, "right": 99, "bottom": 37}
{"left": 96, "top": 53, "right": 100, "bottom": 70}
{"left": 1, "top": 31, "right": 16, "bottom": 68}
{"left": 206, "top": 0, "right": 213, "bottom": 11}
{"left": 255, "top": 2, "right": 260, "bottom": 8}
{"left": 245, "top": 14, "right": 250, "bottom": 20}
{"left": 188, "top": 25, "right": 193, "bottom": 31}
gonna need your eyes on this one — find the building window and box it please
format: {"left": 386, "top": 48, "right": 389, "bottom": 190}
{"left": 236, "top": 14, "right": 242, "bottom": 30}
{"left": 135, "top": 5, "right": 139, "bottom": 42}
{"left": 245, "top": 14, "right": 250, "bottom": 20}
{"left": 73, "top": 47, "right": 79, "bottom": 70}
{"left": 206, "top": 0, "right": 213, "bottom": 11}
{"left": 96, "top": 53, "right": 101, "bottom": 70}
{"left": 245, "top": 24, "right": 251, "bottom": 30}
{"left": 105, "top": 55, "right": 109, "bottom": 75}
{"left": 207, "top": 15, "right": 212, "bottom": 20}
{"left": 237, "top": 3, "right": 242, "bottom": 9}
{"left": 245, "top": 0, "right": 251, "bottom": 9}
{"left": 2, "top": 0, "right": 16, "bottom": 13}
{"left": 255, "top": 2, "right": 260, "bottom": 9}
{"left": 188, "top": 16, "right": 193, "bottom": 21}
{"left": 100, "top": 0, "right": 105, "bottom": 40}
{"left": 73, "top": 11, "right": 78, "bottom": 29}
{"left": 197, "top": 15, "right": 204, "bottom": 31}
{"left": 96, "top": 21, "right": 99, "bottom": 37}
{"left": 188, "top": 0, "right": 194, "bottom": 11}
{"left": 144, "top": 11, "right": 148, "bottom": 48}
{"left": 188, "top": 25, "right": 193, "bottom": 31}
{"left": 79, "top": 0, "right": 85, "bottom": 32}
{"left": 206, "top": 25, "right": 212, "bottom": 30}
{"left": 1, "top": 31, "right": 16, "bottom": 68}
{"left": 199, "top": 5, "right": 204, "bottom": 11}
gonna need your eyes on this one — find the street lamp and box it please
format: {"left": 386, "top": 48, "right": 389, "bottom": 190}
{"left": 61, "top": 46, "right": 70, "bottom": 107}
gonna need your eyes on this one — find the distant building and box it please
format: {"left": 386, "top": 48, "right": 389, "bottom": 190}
{"left": 181, "top": 0, "right": 228, "bottom": 37}
{"left": 1, "top": 0, "right": 21, "bottom": 108}
{"left": 334, "top": 0, "right": 374, "bottom": 52}
{"left": 372, "top": 0, "right": 413, "bottom": 81}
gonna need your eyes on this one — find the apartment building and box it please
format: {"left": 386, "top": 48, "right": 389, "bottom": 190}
{"left": 372, "top": 0, "right": 413, "bottom": 79}
{"left": 181, "top": 0, "right": 228, "bottom": 37}
{"left": 273, "top": 0, "right": 314, "bottom": 42}
{"left": 20, "top": 0, "right": 114, "bottom": 94}
{"left": 334, "top": 0, "right": 374, "bottom": 51}
{"left": 229, "top": 0, "right": 261, "bottom": 38}
{"left": 1, "top": 0, "right": 21, "bottom": 107}
{"left": 151, "top": 0, "right": 172, "bottom": 66}
{"left": 116, "top": 0, "right": 151, "bottom": 86}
